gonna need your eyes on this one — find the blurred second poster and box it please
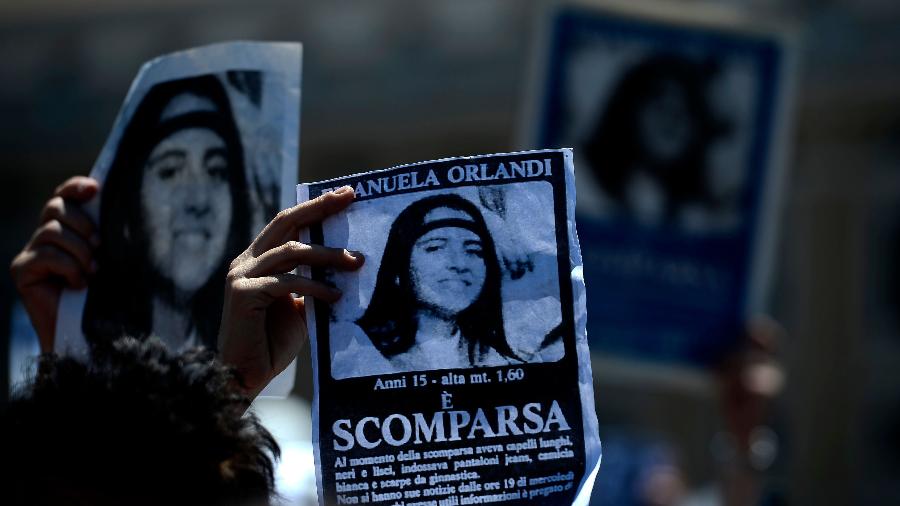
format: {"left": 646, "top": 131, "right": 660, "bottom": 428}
{"left": 524, "top": 0, "right": 795, "bottom": 369}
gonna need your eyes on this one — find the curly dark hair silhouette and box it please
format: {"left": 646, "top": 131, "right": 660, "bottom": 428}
{"left": 583, "top": 53, "right": 732, "bottom": 222}
{"left": 356, "top": 194, "right": 519, "bottom": 365}
{"left": 1, "top": 337, "right": 279, "bottom": 506}
{"left": 83, "top": 74, "right": 252, "bottom": 349}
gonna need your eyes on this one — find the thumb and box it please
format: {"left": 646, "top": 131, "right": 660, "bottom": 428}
{"left": 55, "top": 176, "right": 99, "bottom": 202}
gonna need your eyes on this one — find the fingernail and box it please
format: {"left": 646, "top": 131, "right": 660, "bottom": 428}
{"left": 77, "top": 179, "right": 96, "bottom": 195}
{"left": 333, "top": 185, "right": 353, "bottom": 195}
{"left": 346, "top": 249, "right": 365, "bottom": 262}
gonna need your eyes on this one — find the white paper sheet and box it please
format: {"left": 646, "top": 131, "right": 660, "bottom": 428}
{"left": 54, "top": 41, "right": 302, "bottom": 396}
{"left": 300, "top": 149, "right": 601, "bottom": 505}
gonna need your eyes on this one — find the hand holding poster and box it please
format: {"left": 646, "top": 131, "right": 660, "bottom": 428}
{"left": 300, "top": 149, "right": 601, "bottom": 505}
{"left": 53, "top": 41, "right": 302, "bottom": 395}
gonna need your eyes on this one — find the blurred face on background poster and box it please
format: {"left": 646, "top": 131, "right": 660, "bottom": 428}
{"left": 637, "top": 80, "right": 695, "bottom": 166}
{"left": 581, "top": 53, "right": 736, "bottom": 229}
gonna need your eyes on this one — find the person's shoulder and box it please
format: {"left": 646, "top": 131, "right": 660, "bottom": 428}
{"left": 331, "top": 322, "right": 395, "bottom": 379}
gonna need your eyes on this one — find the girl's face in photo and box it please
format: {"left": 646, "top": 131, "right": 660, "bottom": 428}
{"left": 409, "top": 209, "right": 487, "bottom": 317}
{"left": 637, "top": 80, "right": 695, "bottom": 165}
{"left": 141, "top": 127, "right": 233, "bottom": 293}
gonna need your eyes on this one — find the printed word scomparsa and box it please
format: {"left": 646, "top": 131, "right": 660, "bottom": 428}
{"left": 332, "top": 401, "right": 570, "bottom": 451}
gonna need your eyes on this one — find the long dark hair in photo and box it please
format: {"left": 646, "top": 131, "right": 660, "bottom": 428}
{"left": 583, "top": 53, "right": 732, "bottom": 220}
{"left": 83, "top": 74, "right": 251, "bottom": 349}
{"left": 356, "top": 194, "right": 518, "bottom": 364}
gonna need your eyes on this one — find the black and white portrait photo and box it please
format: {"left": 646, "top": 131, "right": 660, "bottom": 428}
{"left": 322, "top": 183, "right": 565, "bottom": 379}
{"left": 55, "top": 43, "right": 301, "bottom": 354}
{"left": 580, "top": 52, "right": 741, "bottom": 232}
{"left": 83, "top": 73, "right": 254, "bottom": 350}
{"left": 534, "top": 8, "right": 781, "bottom": 235}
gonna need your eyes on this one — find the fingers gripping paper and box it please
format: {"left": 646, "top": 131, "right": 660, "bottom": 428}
{"left": 299, "top": 149, "right": 601, "bottom": 505}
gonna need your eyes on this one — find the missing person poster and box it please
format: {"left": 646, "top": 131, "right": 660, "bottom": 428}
{"left": 524, "top": 1, "right": 795, "bottom": 366}
{"left": 299, "top": 149, "right": 601, "bottom": 505}
{"left": 53, "top": 41, "right": 302, "bottom": 395}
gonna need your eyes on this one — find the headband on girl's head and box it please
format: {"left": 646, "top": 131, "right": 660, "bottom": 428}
{"left": 417, "top": 218, "right": 482, "bottom": 238}
{"left": 146, "top": 111, "right": 233, "bottom": 150}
